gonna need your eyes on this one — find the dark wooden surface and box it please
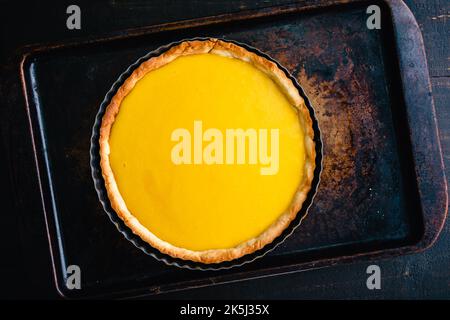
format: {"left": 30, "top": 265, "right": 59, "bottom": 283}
{"left": 0, "top": 0, "right": 449, "bottom": 299}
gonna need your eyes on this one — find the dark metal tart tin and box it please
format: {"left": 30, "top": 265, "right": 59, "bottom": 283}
{"left": 90, "top": 37, "right": 322, "bottom": 271}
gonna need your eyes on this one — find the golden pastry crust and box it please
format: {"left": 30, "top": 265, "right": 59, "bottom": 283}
{"left": 99, "top": 38, "right": 316, "bottom": 264}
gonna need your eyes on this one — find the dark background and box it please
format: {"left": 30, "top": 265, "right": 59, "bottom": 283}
{"left": 0, "top": 0, "right": 449, "bottom": 299}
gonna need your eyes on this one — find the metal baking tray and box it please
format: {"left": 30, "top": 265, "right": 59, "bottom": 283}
{"left": 19, "top": 0, "right": 447, "bottom": 298}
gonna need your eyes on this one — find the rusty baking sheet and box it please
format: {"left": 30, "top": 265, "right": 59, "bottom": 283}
{"left": 20, "top": 0, "right": 447, "bottom": 298}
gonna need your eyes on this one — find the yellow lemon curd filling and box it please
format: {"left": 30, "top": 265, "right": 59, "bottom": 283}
{"left": 109, "top": 53, "right": 305, "bottom": 251}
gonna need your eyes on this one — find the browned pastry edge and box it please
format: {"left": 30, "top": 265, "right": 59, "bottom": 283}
{"left": 99, "top": 38, "right": 316, "bottom": 264}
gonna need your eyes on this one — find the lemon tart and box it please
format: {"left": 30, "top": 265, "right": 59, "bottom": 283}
{"left": 99, "top": 39, "right": 316, "bottom": 264}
